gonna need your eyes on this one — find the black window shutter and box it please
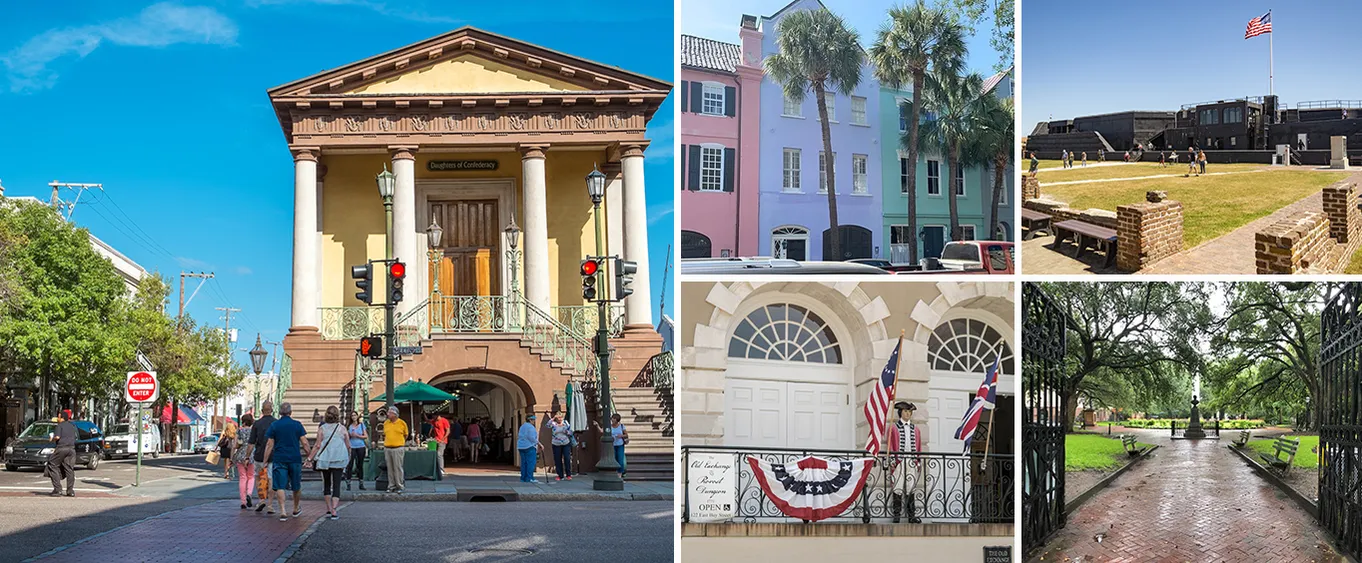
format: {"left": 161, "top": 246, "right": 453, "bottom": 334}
{"left": 724, "top": 86, "right": 736, "bottom": 117}
{"left": 680, "top": 144, "right": 687, "bottom": 188}
{"left": 689, "top": 82, "right": 703, "bottom": 113}
{"left": 680, "top": 81, "right": 689, "bottom": 114}
{"left": 687, "top": 145, "right": 702, "bottom": 191}
{"left": 723, "top": 148, "right": 736, "bottom": 192}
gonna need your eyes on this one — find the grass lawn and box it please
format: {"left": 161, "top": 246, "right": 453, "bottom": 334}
{"left": 1035, "top": 161, "right": 1267, "bottom": 183}
{"left": 1346, "top": 244, "right": 1362, "bottom": 274}
{"left": 1246, "top": 434, "right": 1319, "bottom": 469}
{"left": 1043, "top": 170, "right": 1350, "bottom": 247}
{"left": 1066, "top": 433, "right": 1153, "bottom": 471}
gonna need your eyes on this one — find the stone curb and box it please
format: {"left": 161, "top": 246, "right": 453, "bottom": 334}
{"left": 1064, "top": 442, "right": 1159, "bottom": 515}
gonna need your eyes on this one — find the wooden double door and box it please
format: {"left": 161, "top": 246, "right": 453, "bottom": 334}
{"left": 428, "top": 199, "right": 501, "bottom": 297}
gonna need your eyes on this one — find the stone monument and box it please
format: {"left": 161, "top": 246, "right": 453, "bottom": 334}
{"left": 1183, "top": 395, "right": 1207, "bottom": 439}
{"left": 1331, "top": 135, "right": 1350, "bottom": 170}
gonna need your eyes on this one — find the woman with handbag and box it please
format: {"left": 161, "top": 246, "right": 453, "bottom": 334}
{"left": 233, "top": 415, "right": 256, "bottom": 509}
{"left": 219, "top": 420, "right": 237, "bottom": 480}
{"left": 309, "top": 406, "right": 350, "bottom": 520}
{"left": 610, "top": 413, "right": 628, "bottom": 480}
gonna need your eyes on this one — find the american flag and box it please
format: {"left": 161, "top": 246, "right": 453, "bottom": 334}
{"left": 863, "top": 338, "right": 902, "bottom": 455}
{"left": 1245, "top": 11, "right": 1272, "bottom": 39}
{"left": 954, "top": 354, "right": 1000, "bottom": 453}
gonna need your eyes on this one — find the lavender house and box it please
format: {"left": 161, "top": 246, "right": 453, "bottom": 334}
{"left": 754, "top": 0, "right": 882, "bottom": 261}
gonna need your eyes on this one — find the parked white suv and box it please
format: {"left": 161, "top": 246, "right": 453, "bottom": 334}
{"left": 104, "top": 421, "right": 161, "bottom": 459}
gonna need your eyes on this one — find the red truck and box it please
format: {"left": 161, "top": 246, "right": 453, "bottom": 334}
{"left": 884, "top": 241, "right": 1015, "bottom": 274}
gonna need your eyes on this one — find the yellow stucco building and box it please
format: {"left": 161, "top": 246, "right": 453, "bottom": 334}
{"left": 269, "top": 27, "right": 673, "bottom": 478}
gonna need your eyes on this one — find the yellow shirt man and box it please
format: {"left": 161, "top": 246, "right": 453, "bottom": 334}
{"left": 383, "top": 417, "right": 409, "bottom": 448}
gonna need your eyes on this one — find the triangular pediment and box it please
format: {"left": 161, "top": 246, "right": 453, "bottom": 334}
{"left": 269, "top": 27, "right": 670, "bottom": 99}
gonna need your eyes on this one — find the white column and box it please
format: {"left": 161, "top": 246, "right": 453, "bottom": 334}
{"left": 604, "top": 163, "right": 624, "bottom": 272}
{"left": 621, "top": 144, "right": 653, "bottom": 327}
{"left": 315, "top": 165, "right": 326, "bottom": 309}
{"left": 391, "top": 147, "right": 418, "bottom": 316}
{"left": 520, "top": 145, "right": 551, "bottom": 313}
{"left": 290, "top": 148, "right": 320, "bottom": 330}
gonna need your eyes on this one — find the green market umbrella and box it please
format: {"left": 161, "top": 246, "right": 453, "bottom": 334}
{"left": 370, "top": 380, "right": 456, "bottom": 404}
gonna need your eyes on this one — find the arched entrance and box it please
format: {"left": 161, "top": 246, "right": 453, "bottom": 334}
{"left": 426, "top": 371, "right": 533, "bottom": 473}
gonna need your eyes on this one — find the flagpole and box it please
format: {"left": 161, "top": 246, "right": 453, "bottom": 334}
{"left": 1269, "top": 10, "right": 1274, "bottom": 97}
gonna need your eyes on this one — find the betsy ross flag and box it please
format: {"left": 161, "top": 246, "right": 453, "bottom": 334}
{"left": 1245, "top": 11, "right": 1272, "bottom": 39}
{"left": 954, "top": 354, "right": 1000, "bottom": 453}
{"left": 863, "top": 338, "right": 902, "bottom": 455}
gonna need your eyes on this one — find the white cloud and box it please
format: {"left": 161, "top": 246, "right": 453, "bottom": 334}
{"left": 175, "top": 256, "right": 213, "bottom": 269}
{"left": 245, "top": 0, "right": 461, "bottom": 24}
{"left": 3, "top": 2, "right": 238, "bottom": 92}
{"left": 647, "top": 202, "right": 674, "bottom": 226}
{"left": 234, "top": 266, "right": 253, "bottom": 275}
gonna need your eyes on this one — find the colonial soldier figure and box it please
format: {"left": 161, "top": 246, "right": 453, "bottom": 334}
{"left": 886, "top": 401, "right": 922, "bottom": 523}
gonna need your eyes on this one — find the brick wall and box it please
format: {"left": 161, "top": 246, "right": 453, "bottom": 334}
{"left": 1322, "top": 183, "right": 1360, "bottom": 243}
{"left": 1116, "top": 191, "right": 1184, "bottom": 271}
{"left": 1022, "top": 174, "right": 1040, "bottom": 201}
{"left": 1255, "top": 211, "right": 1332, "bottom": 274}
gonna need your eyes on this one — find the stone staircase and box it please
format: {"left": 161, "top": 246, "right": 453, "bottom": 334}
{"left": 611, "top": 386, "right": 673, "bottom": 481}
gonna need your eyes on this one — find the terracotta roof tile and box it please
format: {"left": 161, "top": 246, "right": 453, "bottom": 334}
{"left": 681, "top": 35, "right": 741, "bottom": 74}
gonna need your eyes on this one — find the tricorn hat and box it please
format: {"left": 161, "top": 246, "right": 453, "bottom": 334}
{"left": 893, "top": 401, "right": 915, "bottom": 412}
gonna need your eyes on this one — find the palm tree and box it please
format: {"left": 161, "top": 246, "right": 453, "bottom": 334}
{"left": 914, "top": 71, "right": 987, "bottom": 240}
{"left": 765, "top": 8, "right": 863, "bottom": 260}
{"left": 975, "top": 93, "right": 1014, "bottom": 240}
{"left": 869, "top": 1, "right": 966, "bottom": 263}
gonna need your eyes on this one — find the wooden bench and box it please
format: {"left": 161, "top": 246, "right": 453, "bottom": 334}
{"left": 1258, "top": 436, "right": 1300, "bottom": 474}
{"left": 1052, "top": 220, "right": 1118, "bottom": 268}
{"left": 1233, "top": 430, "right": 1251, "bottom": 447}
{"left": 1121, "top": 434, "right": 1148, "bottom": 456}
{"left": 1021, "top": 208, "right": 1053, "bottom": 240}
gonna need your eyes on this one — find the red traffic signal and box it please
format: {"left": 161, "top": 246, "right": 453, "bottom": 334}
{"left": 389, "top": 262, "right": 406, "bottom": 279}
{"left": 360, "top": 336, "right": 383, "bottom": 359}
{"left": 580, "top": 259, "right": 599, "bottom": 276}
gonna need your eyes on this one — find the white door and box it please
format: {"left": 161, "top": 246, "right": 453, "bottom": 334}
{"left": 726, "top": 379, "right": 786, "bottom": 447}
{"left": 927, "top": 388, "right": 972, "bottom": 523}
{"left": 787, "top": 383, "right": 847, "bottom": 451}
{"left": 727, "top": 379, "right": 848, "bottom": 450}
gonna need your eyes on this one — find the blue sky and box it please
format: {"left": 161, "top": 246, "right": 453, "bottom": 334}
{"left": 0, "top": 0, "right": 675, "bottom": 369}
{"left": 1022, "top": 1, "right": 1362, "bottom": 129}
{"left": 681, "top": 0, "right": 1010, "bottom": 79}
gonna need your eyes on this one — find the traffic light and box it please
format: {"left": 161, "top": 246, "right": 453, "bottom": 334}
{"left": 614, "top": 258, "right": 637, "bottom": 300}
{"left": 580, "top": 258, "right": 601, "bottom": 301}
{"left": 351, "top": 264, "right": 373, "bottom": 305}
{"left": 359, "top": 336, "right": 383, "bottom": 359}
{"left": 388, "top": 261, "right": 406, "bottom": 304}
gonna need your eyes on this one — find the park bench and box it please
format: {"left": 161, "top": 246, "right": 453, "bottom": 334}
{"left": 1258, "top": 436, "right": 1300, "bottom": 474}
{"left": 1233, "top": 430, "right": 1251, "bottom": 447}
{"left": 1121, "top": 434, "right": 1149, "bottom": 456}
{"left": 1021, "top": 208, "right": 1053, "bottom": 240}
{"left": 1051, "top": 220, "right": 1118, "bottom": 268}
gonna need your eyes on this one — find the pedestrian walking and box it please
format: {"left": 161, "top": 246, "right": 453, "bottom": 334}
{"left": 610, "top": 413, "right": 629, "bottom": 480}
{"left": 517, "top": 414, "right": 542, "bottom": 483}
{"left": 428, "top": 413, "right": 449, "bottom": 470}
{"left": 1081, "top": 151, "right": 1088, "bottom": 167}
{"left": 219, "top": 419, "right": 237, "bottom": 480}
{"left": 1099, "top": 148, "right": 1105, "bottom": 162}
{"left": 263, "top": 402, "right": 311, "bottom": 522}
{"left": 548, "top": 411, "right": 572, "bottom": 481}
{"left": 309, "top": 406, "right": 349, "bottom": 520}
{"left": 1160, "top": 151, "right": 1166, "bottom": 167}
{"left": 249, "top": 401, "right": 278, "bottom": 514}
{"left": 1060, "top": 149, "right": 1068, "bottom": 169}
{"left": 232, "top": 414, "right": 255, "bottom": 509}
{"left": 1028, "top": 152, "right": 1039, "bottom": 174}
{"left": 1198, "top": 150, "right": 1207, "bottom": 175}
{"left": 45, "top": 410, "right": 77, "bottom": 497}
{"left": 467, "top": 417, "right": 483, "bottom": 464}
{"left": 345, "top": 411, "right": 367, "bottom": 491}
{"left": 382, "top": 408, "right": 409, "bottom": 493}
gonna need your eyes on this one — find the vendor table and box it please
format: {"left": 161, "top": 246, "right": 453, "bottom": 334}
{"left": 365, "top": 447, "right": 442, "bottom": 481}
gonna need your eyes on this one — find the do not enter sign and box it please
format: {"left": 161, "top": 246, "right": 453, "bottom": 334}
{"left": 125, "top": 371, "right": 158, "bottom": 404}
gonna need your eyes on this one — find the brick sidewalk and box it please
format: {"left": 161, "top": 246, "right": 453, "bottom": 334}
{"left": 29, "top": 499, "right": 328, "bottom": 563}
{"left": 1028, "top": 433, "right": 1345, "bottom": 562}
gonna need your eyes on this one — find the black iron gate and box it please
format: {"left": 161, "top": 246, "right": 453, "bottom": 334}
{"left": 1022, "top": 283, "right": 1069, "bottom": 554}
{"left": 1320, "top": 283, "right": 1362, "bottom": 558}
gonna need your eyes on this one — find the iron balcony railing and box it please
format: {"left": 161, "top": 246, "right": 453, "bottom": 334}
{"left": 681, "top": 445, "right": 1013, "bottom": 524}
{"left": 647, "top": 351, "right": 673, "bottom": 388}
{"left": 553, "top": 304, "right": 625, "bottom": 340}
{"left": 319, "top": 306, "right": 385, "bottom": 340}
{"left": 276, "top": 353, "right": 293, "bottom": 406}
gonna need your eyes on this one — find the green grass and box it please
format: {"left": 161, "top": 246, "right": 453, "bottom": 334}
{"left": 1246, "top": 434, "right": 1319, "bottom": 469}
{"left": 1035, "top": 160, "right": 1267, "bottom": 183}
{"left": 1043, "top": 170, "right": 1349, "bottom": 247}
{"left": 1066, "top": 433, "right": 1152, "bottom": 471}
{"left": 1346, "top": 244, "right": 1362, "bottom": 274}
{"left": 1098, "top": 418, "right": 1266, "bottom": 430}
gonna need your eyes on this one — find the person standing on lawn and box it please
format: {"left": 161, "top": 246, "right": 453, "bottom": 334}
{"left": 262, "top": 402, "right": 311, "bottom": 521}
{"left": 248, "top": 401, "right": 277, "bottom": 514}
{"left": 1028, "top": 152, "right": 1039, "bottom": 174}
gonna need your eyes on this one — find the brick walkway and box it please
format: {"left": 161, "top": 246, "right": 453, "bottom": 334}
{"left": 1137, "top": 190, "right": 1324, "bottom": 275}
{"left": 29, "top": 499, "right": 328, "bottom": 562}
{"left": 1028, "top": 433, "right": 1345, "bottom": 562}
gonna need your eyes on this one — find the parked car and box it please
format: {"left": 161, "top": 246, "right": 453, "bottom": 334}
{"left": 680, "top": 258, "right": 891, "bottom": 275}
{"left": 4, "top": 419, "right": 105, "bottom": 471}
{"left": 892, "top": 241, "right": 1015, "bottom": 275}
{"left": 194, "top": 433, "right": 220, "bottom": 454}
{"left": 104, "top": 422, "right": 161, "bottom": 460}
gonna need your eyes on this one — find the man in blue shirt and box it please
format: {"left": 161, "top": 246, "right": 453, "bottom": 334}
{"left": 517, "top": 414, "right": 542, "bottom": 483}
{"left": 263, "top": 403, "right": 311, "bottom": 521}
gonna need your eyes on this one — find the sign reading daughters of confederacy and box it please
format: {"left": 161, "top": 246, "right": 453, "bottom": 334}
{"left": 428, "top": 160, "right": 498, "bottom": 171}
{"left": 687, "top": 452, "right": 737, "bottom": 522}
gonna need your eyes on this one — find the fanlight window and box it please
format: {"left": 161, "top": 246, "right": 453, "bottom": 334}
{"left": 728, "top": 304, "right": 842, "bottom": 364}
{"left": 927, "top": 318, "right": 1014, "bottom": 375}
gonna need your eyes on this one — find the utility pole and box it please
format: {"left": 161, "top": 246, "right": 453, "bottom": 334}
{"left": 658, "top": 243, "right": 671, "bottom": 323}
{"left": 46, "top": 182, "right": 99, "bottom": 221}
{"left": 166, "top": 271, "right": 212, "bottom": 453}
{"left": 215, "top": 307, "right": 240, "bottom": 432}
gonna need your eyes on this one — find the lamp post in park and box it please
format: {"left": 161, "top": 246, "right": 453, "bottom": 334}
{"left": 427, "top": 218, "right": 444, "bottom": 330}
{"left": 586, "top": 166, "right": 623, "bottom": 491}
{"left": 249, "top": 335, "right": 268, "bottom": 413}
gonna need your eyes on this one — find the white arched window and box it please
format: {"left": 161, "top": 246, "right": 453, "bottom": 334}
{"left": 727, "top": 303, "right": 842, "bottom": 364}
{"left": 927, "top": 318, "right": 1014, "bottom": 375}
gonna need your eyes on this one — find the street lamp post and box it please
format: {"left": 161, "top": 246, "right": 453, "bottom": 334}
{"left": 427, "top": 218, "right": 444, "bottom": 331}
{"left": 249, "top": 335, "right": 268, "bottom": 414}
{"left": 374, "top": 165, "right": 397, "bottom": 492}
{"left": 586, "top": 166, "right": 623, "bottom": 491}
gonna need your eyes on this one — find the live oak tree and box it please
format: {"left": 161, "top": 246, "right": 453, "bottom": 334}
{"left": 766, "top": 8, "right": 863, "bottom": 260}
{"left": 1206, "top": 282, "right": 1322, "bottom": 429}
{"left": 945, "top": 0, "right": 1015, "bottom": 73}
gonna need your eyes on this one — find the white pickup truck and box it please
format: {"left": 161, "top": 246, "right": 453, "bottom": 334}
{"left": 104, "top": 421, "right": 161, "bottom": 459}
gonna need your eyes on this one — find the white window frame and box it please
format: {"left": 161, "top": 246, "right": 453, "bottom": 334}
{"left": 771, "top": 226, "right": 810, "bottom": 259}
{"left": 851, "top": 96, "right": 867, "bottom": 125}
{"left": 927, "top": 159, "right": 941, "bottom": 196}
{"left": 852, "top": 154, "right": 867, "bottom": 194}
{"left": 783, "top": 95, "right": 802, "bottom": 118}
{"left": 954, "top": 166, "right": 966, "bottom": 197}
{"left": 821, "top": 92, "right": 836, "bottom": 123}
{"left": 898, "top": 99, "right": 908, "bottom": 132}
{"left": 959, "top": 224, "right": 977, "bottom": 241}
{"left": 899, "top": 156, "right": 909, "bottom": 194}
{"left": 699, "top": 144, "right": 725, "bottom": 192}
{"left": 782, "top": 148, "right": 802, "bottom": 193}
{"left": 701, "top": 82, "right": 726, "bottom": 116}
{"left": 818, "top": 151, "right": 836, "bottom": 194}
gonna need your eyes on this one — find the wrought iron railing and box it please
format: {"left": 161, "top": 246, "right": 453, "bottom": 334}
{"left": 522, "top": 296, "right": 598, "bottom": 378}
{"left": 553, "top": 304, "right": 625, "bottom": 340}
{"left": 276, "top": 353, "right": 293, "bottom": 406}
{"left": 681, "top": 446, "right": 1013, "bottom": 524}
{"left": 632, "top": 350, "right": 673, "bottom": 388}
{"left": 319, "top": 306, "right": 385, "bottom": 340}
{"left": 432, "top": 295, "right": 510, "bottom": 333}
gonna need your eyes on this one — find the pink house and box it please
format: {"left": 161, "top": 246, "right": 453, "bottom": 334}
{"left": 679, "top": 24, "right": 761, "bottom": 258}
